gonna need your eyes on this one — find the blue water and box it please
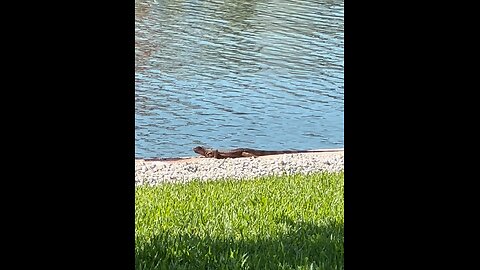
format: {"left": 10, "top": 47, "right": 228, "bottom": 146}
{"left": 135, "top": 0, "right": 344, "bottom": 158}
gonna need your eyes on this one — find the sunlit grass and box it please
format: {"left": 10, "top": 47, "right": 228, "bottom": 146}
{"left": 135, "top": 171, "right": 344, "bottom": 270}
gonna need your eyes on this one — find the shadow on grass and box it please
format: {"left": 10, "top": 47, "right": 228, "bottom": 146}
{"left": 136, "top": 218, "right": 343, "bottom": 270}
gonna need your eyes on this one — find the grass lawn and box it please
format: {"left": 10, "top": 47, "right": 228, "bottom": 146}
{"left": 135, "top": 171, "right": 344, "bottom": 270}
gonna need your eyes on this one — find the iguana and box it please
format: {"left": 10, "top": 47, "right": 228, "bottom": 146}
{"left": 193, "top": 146, "right": 343, "bottom": 159}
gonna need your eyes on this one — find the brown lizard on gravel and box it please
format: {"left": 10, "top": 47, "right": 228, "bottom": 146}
{"left": 193, "top": 146, "right": 343, "bottom": 159}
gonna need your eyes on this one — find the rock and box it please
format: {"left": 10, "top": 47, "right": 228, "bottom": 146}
{"left": 135, "top": 151, "right": 344, "bottom": 186}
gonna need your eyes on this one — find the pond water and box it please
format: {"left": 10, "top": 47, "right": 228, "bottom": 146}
{"left": 135, "top": 0, "right": 344, "bottom": 158}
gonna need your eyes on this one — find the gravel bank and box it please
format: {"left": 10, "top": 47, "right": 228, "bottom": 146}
{"left": 135, "top": 150, "right": 344, "bottom": 186}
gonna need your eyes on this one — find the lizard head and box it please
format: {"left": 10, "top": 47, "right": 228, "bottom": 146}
{"left": 193, "top": 146, "right": 208, "bottom": 156}
{"left": 193, "top": 146, "right": 216, "bottom": 158}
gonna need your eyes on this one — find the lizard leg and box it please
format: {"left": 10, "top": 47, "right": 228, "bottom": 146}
{"left": 205, "top": 150, "right": 215, "bottom": 158}
{"left": 213, "top": 150, "right": 222, "bottom": 159}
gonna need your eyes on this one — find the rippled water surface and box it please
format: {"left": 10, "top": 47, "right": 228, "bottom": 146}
{"left": 135, "top": 0, "right": 344, "bottom": 158}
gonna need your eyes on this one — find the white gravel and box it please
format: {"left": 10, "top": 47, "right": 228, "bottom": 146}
{"left": 135, "top": 150, "right": 344, "bottom": 186}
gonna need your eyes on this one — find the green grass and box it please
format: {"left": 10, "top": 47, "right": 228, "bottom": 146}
{"left": 135, "top": 172, "right": 344, "bottom": 270}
